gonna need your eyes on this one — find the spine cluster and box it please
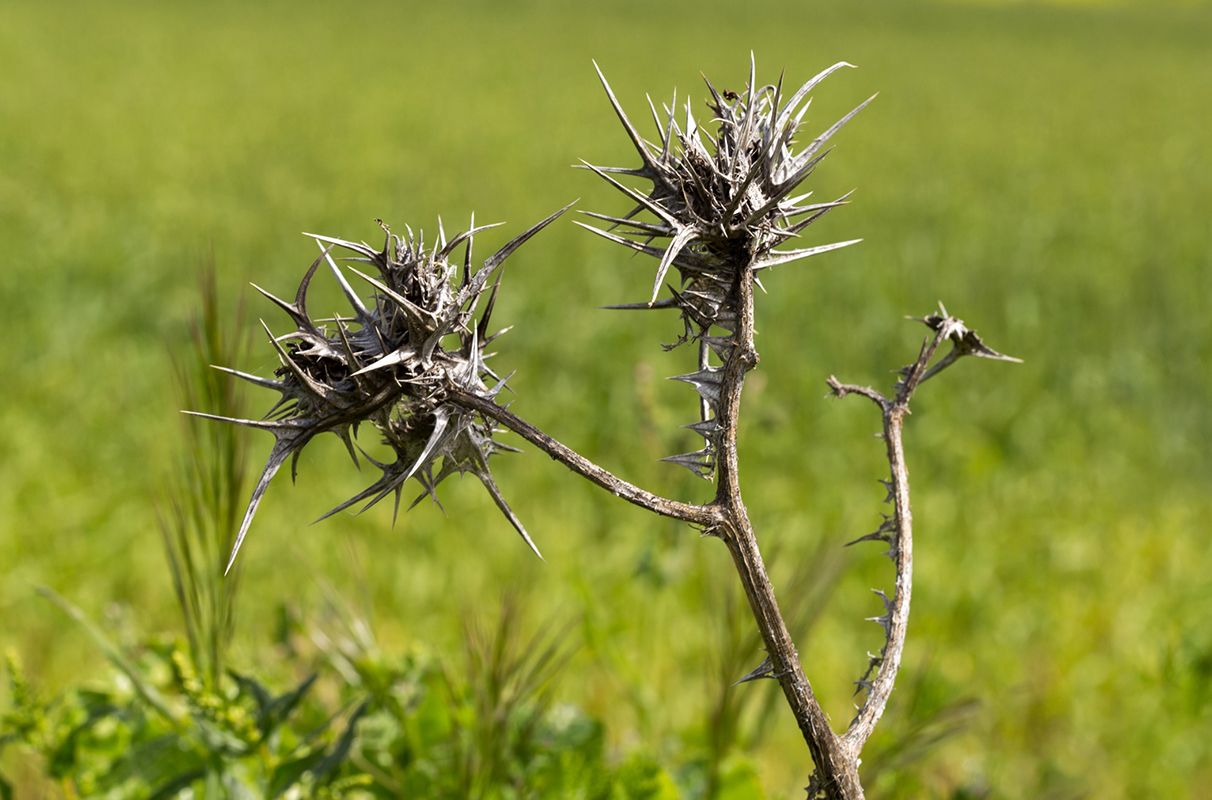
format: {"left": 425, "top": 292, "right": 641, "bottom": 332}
{"left": 192, "top": 208, "right": 570, "bottom": 570}
{"left": 579, "top": 57, "right": 873, "bottom": 479}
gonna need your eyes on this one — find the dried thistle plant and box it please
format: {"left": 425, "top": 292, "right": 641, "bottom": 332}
{"left": 195, "top": 57, "right": 1017, "bottom": 799}
{"left": 579, "top": 57, "right": 871, "bottom": 480}
{"left": 188, "top": 206, "right": 571, "bottom": 571}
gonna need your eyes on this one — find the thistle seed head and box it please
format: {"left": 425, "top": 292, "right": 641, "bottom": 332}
{"left": 582, "top": 55, "right": 870, "bottom": 316}
{"left": 190, "top": 206, "right": 570, "bottom": 572}
{"left": 582, "top": 56, "right": 871, "bottom": 478}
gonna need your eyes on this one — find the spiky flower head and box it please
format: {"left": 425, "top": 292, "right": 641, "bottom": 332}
{"left": 190, "top": 206, "right": 570, "bottom": 572}
{"left": 578, "top": 57, "right": 871, "bottom": 480}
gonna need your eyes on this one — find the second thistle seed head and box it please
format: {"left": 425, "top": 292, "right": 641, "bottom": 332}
{"left": 191, "top": 206, "right": 571, "bottom": 571}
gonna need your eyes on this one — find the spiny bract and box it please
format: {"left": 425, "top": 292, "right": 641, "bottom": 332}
{"left": 190, "top": 206, "right": 570, "bottom": 571}
{"left": 580, "top": 57, "right": 872, "bottom": 480}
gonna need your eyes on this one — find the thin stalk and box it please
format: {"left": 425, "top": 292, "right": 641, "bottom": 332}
{"left": 843, "top": 402, "right": 913, "bottom": 751}
{"left": 449, "top": 389, "right": 719, "bottom": 528}
{"left": 828, "top": 325, "right": 950, "bottom": 755}
{"left": 711, "top": 254, "right": 864, "bottom": 799}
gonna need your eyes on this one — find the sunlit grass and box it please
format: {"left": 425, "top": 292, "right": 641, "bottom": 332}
{"left": 1, "top": 0, "right": 1209, "bottom": 796}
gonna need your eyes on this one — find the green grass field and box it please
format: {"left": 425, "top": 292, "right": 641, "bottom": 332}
{"left": 2, "top": 0, "right": 1210, "bottom": 796}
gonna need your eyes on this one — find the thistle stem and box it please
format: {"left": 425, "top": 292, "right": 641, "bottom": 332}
{"left": 842, "top": 401, "right": 913, "bottom": 752}
{"left": 828, "top": 325, "right": 950, "bottom": 755}
{"left": 713, "top": 260, "right": 865, "bottom": 799}
{"left": 449, "top": 389, "right": 719, "bottom": 527}
{"left": 456, "top": 261, "right": 871, "bottom": 798}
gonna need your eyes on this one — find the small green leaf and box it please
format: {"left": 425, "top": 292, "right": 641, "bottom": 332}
{"left": 269, "top": 748, "right": 326, "bottom": 798}
{"left": 47, "top": 700, "right": 121, "bottom": 779}
{"left": 222, "top": 771, "right": 262, "bottom": 800}
{"left": 310, "top": 699, "right": 371, "bottom": 784}
{"left": 146, "top": 769, "right": 206, "bottom": 800}
{"left": 263, "top": 673, "right": 318, "bottom": 735}
{"left": 228, "top": 670, "right": 272, "bottom": 718}
{"left": 615, "top": 754, "right": 679, "bottom": 800}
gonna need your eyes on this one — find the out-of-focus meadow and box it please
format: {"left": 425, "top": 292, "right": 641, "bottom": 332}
{"left": 1, "top": 0, "right": 1209, "bottom": 796}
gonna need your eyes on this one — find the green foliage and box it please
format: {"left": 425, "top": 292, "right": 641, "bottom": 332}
{"left": 0, "top": 602, "right": 694, "bottom": 800}
{"left": 1, "top": 1, "right": 1210, "bottom": 797}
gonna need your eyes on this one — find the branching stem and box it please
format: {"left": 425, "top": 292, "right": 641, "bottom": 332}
{"left": 456, "top": 259, "right": 870, "bottom": 797}
{"left": 450, "top": 389, "right": 719, "bottom": 528}
{"left": 458, "top": 293, "right": 995, "bottom": 800}
{"left": 827, "top": 324, "right": 953, "bottom": 759}
{"left": 712, "top": 258, "right": 865, "bottom": 798}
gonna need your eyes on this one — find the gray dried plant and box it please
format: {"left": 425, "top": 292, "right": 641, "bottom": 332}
{"left": 194, "top": 57, "right": 1017, "bottom": 799}
{"left": 579, "top": 58, "right": 869, "bottom": 480}
{"left": 188, "top": 207, "right": 572, "bottom": 570}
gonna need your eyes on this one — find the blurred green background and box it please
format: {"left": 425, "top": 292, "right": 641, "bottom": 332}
{"left": 1, "top": 0, "right": 1210, "bottom": 796}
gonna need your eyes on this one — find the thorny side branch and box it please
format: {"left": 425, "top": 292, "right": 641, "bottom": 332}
{"left": 450, "top": 389, "right": 718, "bottom": 527}
{"left": 827, "top": 307, "right": 1020, "bottom": 764}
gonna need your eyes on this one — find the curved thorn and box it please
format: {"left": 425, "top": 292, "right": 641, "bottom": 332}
{"left": 772, "top": 62, "right": 857, "bottom": 138}
{"left": 316, "top": 243, "right": 374, "bottom": 325}
{"left": 593, "top": 61, "right": 659, "bottom": 176}
{"left": 476, "top": 469, "right": 543, "bottom": 561}
{"left": 650, "top": 226, "right": 698, "bottom": 305}
{"left": 209, "top": 365, "right": 286, "bottom": 393}
{"left": 482, "top": 201, "right": 576, "bottom": 273}
{"left": 225, "top": 439, "right": 296, "bottom": 574}
{"left": 756, "top": 239, "right": 863, "bottom": 270}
